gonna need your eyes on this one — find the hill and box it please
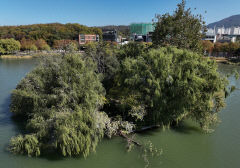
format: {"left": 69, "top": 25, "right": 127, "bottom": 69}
{"left": 208, "top": 14, "right": 240, "bottom": 28}
{"left": 0, "top": 23, "right": 102, "bottom": 46}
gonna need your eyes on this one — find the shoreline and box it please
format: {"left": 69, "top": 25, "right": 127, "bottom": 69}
{"left": 0, "top": 55, "right": 33, "bottom": 59}
{"left": 209, "top": 57, "right": 240, "bottom": 65}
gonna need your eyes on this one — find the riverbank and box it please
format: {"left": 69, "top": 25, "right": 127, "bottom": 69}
{"left": 209, "top": 57, "right": 240, "bottom": 66}
{"left": 209, "top": 57, "right": 228, "bottom": 63}
{"left": 0, "top": 55, "right": 33, "bottom": 59}
{"left": 0, "top": 51, "right": 83, "bottom": 59}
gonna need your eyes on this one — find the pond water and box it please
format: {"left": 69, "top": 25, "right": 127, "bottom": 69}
{"left": 0, "top": 59, "right": 239, "bottom": 168}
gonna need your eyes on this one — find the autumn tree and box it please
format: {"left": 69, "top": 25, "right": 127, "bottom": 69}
{"left": 201, "top": 40, "right": 214, "bottom": 56}
{"left": 0, "top": 23, "right": 102, "bottom": 46}
{"left": 20, "top": 38, "right": 37, "bottom": 51}
{"left": 35, "top": 39, "right": 51, "bottom": 51}
{"left": 53, "top": 40, "right": 78, "bottom": 51}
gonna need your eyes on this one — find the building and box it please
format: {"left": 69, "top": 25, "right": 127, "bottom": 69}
{"left": 102, "top": 29, "right": 119, "bottom": 42}
{"left": 217, "top": 35, "right": 237, "bottom": 43}
{"left": 208, "top": 27, "right": 240, "bottom": 36}
{"left": 79, "top": 34, "right": 99, "bottom": 45}
{"left": 130, "top": 23, "right": 155, "bottom": 35}
{"left": 130, "top": 23, "right": 155, "bottom": 42}
{"left": 203, "top": 33, "right": 217, "bottom": 43}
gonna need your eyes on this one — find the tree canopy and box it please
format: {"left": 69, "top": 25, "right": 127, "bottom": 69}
{"left": 10, "top": 54, "right": 106, "bottom": 157}
{"left": 108, "top": 47, "right": 228, "bottom": 131}
{"left": 152, "top": 0, "right": 206, "bottom": 52}
{"left": 0, "top": 23, "right": 102, "bottom": 46}
{"left": 0, "top": 38, "right": 20, "bottom": 54}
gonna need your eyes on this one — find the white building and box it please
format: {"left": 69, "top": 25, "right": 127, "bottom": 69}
{"left": 208, "top": 27, "right": 240, "bottom": 35}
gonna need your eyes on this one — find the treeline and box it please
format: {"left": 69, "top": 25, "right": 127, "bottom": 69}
{"left": 0, "top": 38, "right": 81, "bottom": 55}
{"left": 202, "top": 40, "right": 240, "bottom": 58}
{"left": 0, "top": 23, "right": 102, "bottom": 46}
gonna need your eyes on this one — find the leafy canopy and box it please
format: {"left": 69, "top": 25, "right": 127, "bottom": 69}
{"left": 109, "top": 47, "right": 227, "bottom": 131}
{"left": 152, "top": 0, "right": 206, "bottom": 52}
{"left": 10, "top": 53, "right": 106, "bottom": 157}
{"left": 0, "top": 38, "right": 20, "bottom": 54}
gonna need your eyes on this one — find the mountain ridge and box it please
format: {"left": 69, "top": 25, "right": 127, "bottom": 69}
{"left": 208, "top": 14, "right": 240, "bottom": 28}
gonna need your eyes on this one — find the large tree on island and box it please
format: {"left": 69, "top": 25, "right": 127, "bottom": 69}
{"left": 152, "top": 0, "right": 206, "bottom": 52}
{"left": 108, "top": 47, "right": 228, "bottom": 132}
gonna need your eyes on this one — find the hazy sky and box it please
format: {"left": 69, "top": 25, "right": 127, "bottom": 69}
{"left": 0, "top": 0, "right": 239, "bottom": 26}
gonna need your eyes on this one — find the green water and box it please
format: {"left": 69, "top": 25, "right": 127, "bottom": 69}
{"left": 0, "top": 59, "right": 240, "bottom": 168}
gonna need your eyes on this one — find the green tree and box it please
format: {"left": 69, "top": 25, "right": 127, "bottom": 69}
{"left": 9, "top": 53, "right": 106, "bottom": 157}
{"left": 109, "top": 47, "right": 228, "bottom": 131}
{"left": 0, "top": 23, "right": 102, "bottom": 46}
{"left": 152, "top": 0, "right": 206, "bottom": 52}
{"left": 0, "top": 38, "right": 20, "bottom": 54}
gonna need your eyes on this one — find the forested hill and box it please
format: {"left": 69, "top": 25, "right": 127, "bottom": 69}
{"left": 208, "top": 15, "right": 240, "bottom": 28}
{"left": 0, "top": 23, "right": 102, "bottom": 46}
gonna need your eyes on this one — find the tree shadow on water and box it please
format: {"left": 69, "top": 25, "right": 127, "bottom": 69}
{"left": 0, "top": 96, "right": 12, "bottom": 127}
{"left": 136, "top": 121, "right": 203, "bottom": 137}
{"left": 171, "top": 122, "right": 203, "bottom": 134}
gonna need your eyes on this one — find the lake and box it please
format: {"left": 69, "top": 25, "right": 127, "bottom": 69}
{"left": 0, "top": 58, "right": 239, "bottom": 168}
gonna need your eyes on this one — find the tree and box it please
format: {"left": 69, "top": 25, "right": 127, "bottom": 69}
{"left": 0, "top": 23, "right": 102, "bottom": 46}
{"left": 20, "top": 38, "right": 38, "bottom": 51}
{"left": 152, "top": 0, "right": 206, "bottom": 52}
{"left": 53, "top": 40, "right": 78, "bottom": 51}
{"left": 83, "top": 42, "right": 119, "bottom": 91}
{"left": 108, "top": 47, "right": 228, "bottom": 131}
{"left": 0, "top": 38, "right": 20, "bottom": 54}
{"left": 35, "top": 39, "right": 51, "bottom": 51}
{"left": 228, "top": 42, "right": 240, "bottom": 57}
{"left": 201, "top": 40, "right": 214, "bottom": 56}
{"left": 213, "top": 42, "right": 222, "bottom": 57}
{"left": 117, "top": 42, "right": 147, "bottom": 60}
{"left": 9, "top": 53, "right": 106, "bottom": 157}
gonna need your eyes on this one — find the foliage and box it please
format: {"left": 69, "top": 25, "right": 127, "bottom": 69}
{"left": 83, "top": 42, "right": 119, "bottom": 91}
{"left": 152, "top": 0, "right": 206, "bottom": 53}
{"left": 117, "top": 42, "right": 148, "bottom": 60}
{"left": 0, "top": 23, "right": 102, "bottom": 46}
{"left": 9, "top": 53, "right": 106, "bottom": 157}
{"left": 108, "top": 47, "right": 228, "bottom": 131}
{"left": 201, "top": 40, "right": 214, "bottom": 55}
{"left": 53, "top": 40, "right": 78, "bottom": 51}
{"left": 20, "top": 38, "right": 38, "bottom": 51}
{"left": 0, "top": 38, "right": 20, "bottom": 54}
{"left": 213, "top": 42, "right": 240, "bottom": 57}
{"left": 35, "top": 39, "right": 51, "bottom": 51}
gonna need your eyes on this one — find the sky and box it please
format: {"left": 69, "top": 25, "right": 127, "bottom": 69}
{"left": 0, "top": 0, "right": 240, "bottom": 26}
